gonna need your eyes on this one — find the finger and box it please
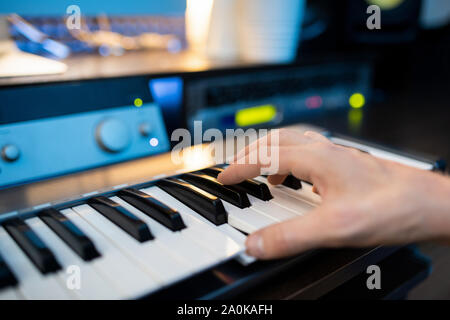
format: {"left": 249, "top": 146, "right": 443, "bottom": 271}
{"left": 312, "top": 185, "right": 320, "bottom": 195}
{"left": 217, "top": 163, "right": 262, "bottom": 185}
{"left": 232, "top": 130, "right": 278, "bottom": 163}
{"left": 219, "top": 145, "right": 322, "bottom": 185}
{"left": 245, "top": 206, "right": 335, "bottom": 259}
{"left": 267, "top": 174, "right": 288, "bottom": 185}
{"left": 219, "top": 146, "right": 295, "bottom": 185}
{"left": 233, "top": 129, "right": 318, "bottom": 163}
{"left": 238, "top": 130, "right": 331, "bottom": 186}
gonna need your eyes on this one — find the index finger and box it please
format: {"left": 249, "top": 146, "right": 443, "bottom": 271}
{"left": 217, "top": 145, "right": 323, "bottom": 185}
{"left": 233, "top": 129, "right": 329, "bottom": 162}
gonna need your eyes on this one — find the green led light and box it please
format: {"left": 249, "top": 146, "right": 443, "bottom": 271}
{"left": 134, "top": 98, "right": 143, "bottom": 107}
{"left": 349, "top": 93, "right": 365, "bottom": 109}
{"left": 235, "top": 104, "right": 277, "bottom": 127}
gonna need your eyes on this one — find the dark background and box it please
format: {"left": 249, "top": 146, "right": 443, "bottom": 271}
{"left": 297, "top": 1, "right": 450, "bottom": 165}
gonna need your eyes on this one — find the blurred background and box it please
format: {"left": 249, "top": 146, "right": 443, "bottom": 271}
{"left": 1, "top": 0, "right": 449, "bottom": 171}
{"left": 1, "top": 0, "right": 449, "bottom": 154}
{"left": 0, "top": 0, "right": 450, "bottom": 299}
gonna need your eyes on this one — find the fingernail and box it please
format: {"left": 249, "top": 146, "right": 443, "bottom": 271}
{"left": 217, "top": 172, "right": 226, "bottom": 184}
{"left": 246, "top": 234, "right": 264, "bottom": 258}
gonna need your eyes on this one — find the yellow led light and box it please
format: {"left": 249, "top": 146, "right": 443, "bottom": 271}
{"left": 349, "top": 93, "right": 366, "bottom": 109}
{"left": 134, "top": 98, "right": 143, "bottom": 107}
{"left": 366, "top": 0, "right": 404, "bottom": 10}
{"left": 235, "top": 104, "right": 277, "bottom": 127}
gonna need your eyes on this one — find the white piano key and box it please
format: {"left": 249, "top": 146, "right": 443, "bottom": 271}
{"left": 214, "top": 224, "right": 256, "bottom": 265}
{"left": 268, "top": 188, "right": 314, "bottom": 214}
{"left": 142, "top": 186, "right": 244, "bottom": 258}
{"left": 256, "top": 176, "right": 321, "bottom": 206}
{"left": 61, "top": 209, "right": 159, "bottom": 298}
{"left": 219, "top": 200, "right": 275, "bottom": 234}
{"left": 254, "top": 177, "right": 317, "bottom": 213}
{"left": 71, "top": 204, "right": 191, "bottom": 286}
{"left": 0, "top": 226, "right": 74, "bottom": 300}
{"left": 292, "top": 181, "right": 322, "bottom": 204}
{"left": 248, "top": 195, "right": 300, "bottom": 220}
{"left": 283, "top": 181, "right": 322, "bottom": 205}
{"left": 27, "top": 217, "right": 123, "bottom": 300}
{"left": 0, "top": 288, "right": 22, "bottom": 300}
{"left": 111, "top": 196, "right": 219, "bottom": 271}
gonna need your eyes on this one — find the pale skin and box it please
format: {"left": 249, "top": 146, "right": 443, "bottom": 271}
{"left": 217, "top": 129, "right": 450, "bottom": 259}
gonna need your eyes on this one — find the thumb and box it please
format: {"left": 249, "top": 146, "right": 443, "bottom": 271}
{"left": 245, "top": 205, "right": 335, "bottom": 259}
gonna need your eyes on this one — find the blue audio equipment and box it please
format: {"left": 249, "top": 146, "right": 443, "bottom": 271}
{"left": 9, "top": 15, "right": 187, "bottom": 57}
{"left": 0, "top": 103, "right": 169, "bottom": 188}
{"left": 184, "top": 61, "right": 372, "bottom": 133}
{"left": 0, "top": 0, "right": 186, "bottom": 16}
{"left": 149, "top": 77, "right": 184, "bottom": 136}
{"left": 0, "top": 76, "right": 154, "bottom": 125}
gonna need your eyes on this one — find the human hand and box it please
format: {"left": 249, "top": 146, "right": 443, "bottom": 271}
{"left": 217, "top": 129, "right": 450, "bottom": 259}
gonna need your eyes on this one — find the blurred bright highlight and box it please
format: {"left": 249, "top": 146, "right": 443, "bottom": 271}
{"left": 367, "top": 0, "right": 404, "bottom": 10}
{"left": 181, "top": 144, "right": 215, "bottom": 171}
{"left": 185, "top": 0, "right": 214, "bottom": 53}
{"left": 349, "top": 93, "right": 366, "bottom": 109}
{"left": 149, "top": 137, "right": 159, "bottom": 147}
{"left": 134, "top": 98, "right": 143, "bottom": 107}
{"left": 235, "top": 104, "right": 277, "bottom": 127}
{"left": 348, "top": 108, "right": 364, "bottom": 133}
{"left": 305, "top": 96, "right": 323, "bottom": 109}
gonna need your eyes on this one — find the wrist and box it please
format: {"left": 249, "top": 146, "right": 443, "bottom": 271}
{"left": 423, "top": 173, "right": 450, "bottom": 240}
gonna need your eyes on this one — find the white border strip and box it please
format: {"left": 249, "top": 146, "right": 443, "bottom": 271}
{"left": 330, "top": 137, "right": 434, "bottom": 171}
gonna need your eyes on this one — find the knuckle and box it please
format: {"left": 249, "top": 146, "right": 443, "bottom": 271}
{"left": 306, "top": 140, "right": 335, "bottom": 155}
{"left": 321, "top": 143, "right": 362, "bottom": 162}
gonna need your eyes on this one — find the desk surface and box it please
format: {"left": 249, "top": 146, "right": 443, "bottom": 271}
{"left": 0, "top": 50, "right": 257, "bottom": 87}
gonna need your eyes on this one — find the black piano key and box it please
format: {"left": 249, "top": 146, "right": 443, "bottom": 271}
{"left": 38, "top": 208, "right": 100, "bottom": 261}
{"left": 88, "top": 196, "right": 154, "bottom": 242}
{"left": 201, "top": 167, "right": 273, "bottom": 201}
{"left": 2, "top": 218, "right": 61, "bottom": 274}
{"left": 200, "top": 167, "right": 223, "bottom": 178}
{"left": 282, "top": 175, "right": 302, "bottom": 190}
{"left": 234, "top": 179, "right": 273, "bottom": 201}
{"left": 118, "top": 188, "right": 186, "bottom": 232}
{"left": 181, "top": 173, "right": 250, "bottom": 209}
{"left": 0, "top": 252, "right": 18, "bottom": 290}
{"left": 156, "top": 178, "right": 227, "bottom": 226}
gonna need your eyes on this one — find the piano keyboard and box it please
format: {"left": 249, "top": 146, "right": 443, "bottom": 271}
{"left": 0, "top": 166, "right": 320, "bottom": 300}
